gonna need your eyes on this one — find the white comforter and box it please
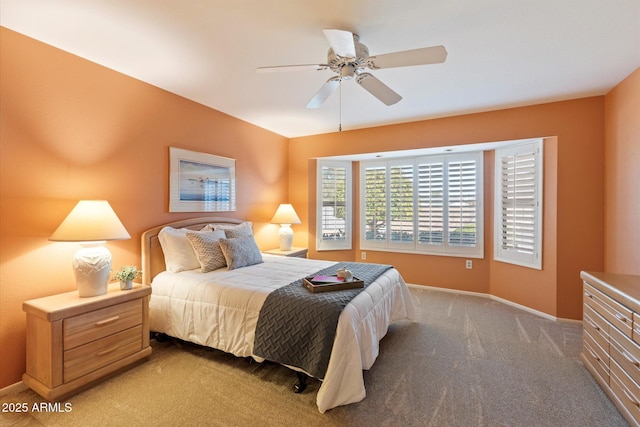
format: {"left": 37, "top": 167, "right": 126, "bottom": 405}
{"left": 149, "top": 254, "right": 415, "bottom": 413}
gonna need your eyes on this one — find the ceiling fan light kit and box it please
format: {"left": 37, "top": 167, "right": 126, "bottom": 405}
{"left": 258, "top": 29, "right": 447, "bottom": 109}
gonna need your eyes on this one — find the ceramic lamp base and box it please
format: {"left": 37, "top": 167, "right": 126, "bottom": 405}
{"left": 278, "top": 224, "right": 294, "bottom": 251}
{"left": 73, "top": 243, "right": 111, "bottom": 297}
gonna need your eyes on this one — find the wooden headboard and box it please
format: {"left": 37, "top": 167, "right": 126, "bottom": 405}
{"left": 140, "top": 217, "right": 245, "bottom": 285}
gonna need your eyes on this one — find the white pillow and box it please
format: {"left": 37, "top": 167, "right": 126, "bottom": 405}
{"left": 210, "top": 221, "right": 254, "bottom": 239}
{"left": 157, "top": 227, "right": 201, "bottom": 273}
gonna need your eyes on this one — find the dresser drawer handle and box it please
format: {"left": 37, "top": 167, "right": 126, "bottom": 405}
{"left": 96, "top": 344, "right": 120, "bottom": 357}
{"left": 620, "top": 384, "right": 640, "bottom": 407}
{"left": 622, "top": 350, "right": 640, "bottom": 367}
{"left": 584, "top": 291, "right": 593, "bottom": 298}
{"left": 587, "top": 320, "right": 600, "bottom": 331}
{"left": 586, "top": 346, "right": 600, "bottom": 362}
{"left": 95, "top": 316, "right": 120, "bottom": 327}
{"left": 615, "top": 313, "right": 628, "bottom": 323}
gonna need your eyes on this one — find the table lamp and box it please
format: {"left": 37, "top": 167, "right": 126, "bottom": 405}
{"left": 270, "top": 204, "right": 301, "bottom": 251}
{"left": 49, "top": 200, "right": 131, "bottom": 297}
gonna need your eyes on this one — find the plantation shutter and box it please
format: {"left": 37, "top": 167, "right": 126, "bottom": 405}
{"left": 360, "top": 152, "right": 483, "bottom": 258}
{"left": 417, "top": 159, "right": 444, "bottom": 246}
{"left": 389, "top": 162, "right": 415, "bottom": 245}
{"left": 317, "top": 160, "right": 351, "bottom": 250}
{"left": 494, "top": 140, "right": 543, "bottom": 269}
{"left": 363, "top": 164, "right": 387, "bottom": 244}
{"left": 448, "top": 159, "right": 478, "bottom": 247}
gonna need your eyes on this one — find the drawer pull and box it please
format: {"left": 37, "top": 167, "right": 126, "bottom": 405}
{"left": 615, "top": 313, "right": 628, "bottom": 323}
{"left": 584, "top": 291, "right": 593, "bottom": 298}
{"left": 622, "top": 350, "right": 640, "bottom": 367}
{"left": 96, "top": 344, "right": 120, "bottom": 357}
{"left": 95, "top": 316, "right": 120, "bottom": 327}
{"left": 620, "top": 384, "right": 640, "bottom": 407}
{"left": 587, "top": 320, "right": 600, "bottom": 331}
{"left": 586, "top": 346, "right": 600, "bottom": 362}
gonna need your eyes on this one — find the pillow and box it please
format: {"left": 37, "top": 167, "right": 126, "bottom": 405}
{"left": 186, "top": 230, "right": 227, "bottom": 273}
{"left": 211, "top": 221, "right": 253, "bottom": 239}
{"left": 157, "top": 227, "right": 201, "bottom": 273}
{"left": 218, "top": 235, "right": 263, "bottom": 270}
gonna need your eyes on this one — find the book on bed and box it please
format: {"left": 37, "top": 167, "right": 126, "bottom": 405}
{"left": 302, "top": 275, "right": 364, "bottom": 293}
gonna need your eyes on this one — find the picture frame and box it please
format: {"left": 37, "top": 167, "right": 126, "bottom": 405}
{"left": 169, "top": 147, "right": 236, "bottom": 212}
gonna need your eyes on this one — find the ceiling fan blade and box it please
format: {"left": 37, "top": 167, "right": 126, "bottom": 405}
{"left": 257, "top": 64, "right": 327, "bottom": 73}
{"left": 356, "top": 73, "right": 402, "bottom": 106}
{"left": 367, "top": 45, "right": 447, "bottom": 69}
{"left": 306, "top": 77, "right": 340, "bottom": 108}
{"left": 323, "top": 29, "right": 356, "bottom": 58}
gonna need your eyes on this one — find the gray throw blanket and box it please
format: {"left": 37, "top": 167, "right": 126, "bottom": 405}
{"left": 253, "top": 262, "right": 392, "bottom": 379}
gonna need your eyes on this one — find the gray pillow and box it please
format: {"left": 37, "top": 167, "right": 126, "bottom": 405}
{"left": 218, "top": 235, "right": 263, "bottom": 270}
{"left": 186, "top": 230, "right": 227, "bottom": 272}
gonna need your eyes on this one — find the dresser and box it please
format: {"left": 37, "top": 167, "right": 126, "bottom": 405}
{"left": 581, "top": 271, "right": 640, "bottom": 426}
{"left": 22, "top": 283, "right": 152, "bottom": 401}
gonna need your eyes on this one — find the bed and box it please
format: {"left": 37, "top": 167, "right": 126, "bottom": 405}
{"left": 141, "top": 217, "right": 416, "bottom": 413}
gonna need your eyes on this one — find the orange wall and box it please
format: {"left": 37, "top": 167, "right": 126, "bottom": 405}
{"left": 2, "top": 26, "right": 633, "bottom": 391}
{"left": 0, "top": 28, "right": 289, "bottom": 388}
{"left": 290, "top": 97, "right": 606, "bottom": 320}
{"left": 604, "top": 67, "right": 640, "bottom": 274}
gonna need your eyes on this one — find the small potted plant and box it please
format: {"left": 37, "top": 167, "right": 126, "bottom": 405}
{"left": 113, "top": 265, "right": 142, "bottom": 290}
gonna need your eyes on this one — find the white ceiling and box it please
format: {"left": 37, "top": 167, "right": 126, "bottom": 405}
{"left": 2, "top": 0, "right": 639, "bottom": 138}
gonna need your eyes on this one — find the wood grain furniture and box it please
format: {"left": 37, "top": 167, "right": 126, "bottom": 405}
{"left": 581, "top": 271, "right": 640, "bottom": 426}
{"left": 263, "top": 247, "right": 308, "bottom": 258}
{"left": 22, "top": 283, "right": 152, "bottom": 401}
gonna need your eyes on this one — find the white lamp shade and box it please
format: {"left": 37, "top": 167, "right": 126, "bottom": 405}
{"left": 50, "top": 200, "right": 130, "bottom": 297}
{"left": 270, "top": 204, "right": 301, "bottom": 225}
{"left": 49, "top": 200, "right": 130, "bottom": 242}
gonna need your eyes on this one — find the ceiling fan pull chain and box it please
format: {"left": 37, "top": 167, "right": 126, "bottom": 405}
{"left": 339, "top": 79, "right": 342, "bottom": 132}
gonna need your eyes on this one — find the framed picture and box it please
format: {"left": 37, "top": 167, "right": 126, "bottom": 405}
{"left": 169, "top": 147, "right": 236, "bottom": 212}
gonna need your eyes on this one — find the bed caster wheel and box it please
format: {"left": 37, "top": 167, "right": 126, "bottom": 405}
{"left": 294, "top": 372, "right": 308, "bottom": 393}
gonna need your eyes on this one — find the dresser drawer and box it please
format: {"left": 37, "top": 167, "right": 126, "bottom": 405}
{"left": 611, "top": 326, "right": 640, "bottom": 386}
{"left": 610, "top": 358, "right": 640, "bottom": 425}
{"left": 584, "top": 282, "right": 633, "bottom": 338}
{"left": 64, "top": 325, "right": 143, "bottom": 383}
{"left": 584, "top": 303, "right": 609, "bottom": 352}
{"left": 584, "top": 330, "right": 610, "bottom": 383}
{"left": 64, "top": 299, "right": 143, "bottom": 349}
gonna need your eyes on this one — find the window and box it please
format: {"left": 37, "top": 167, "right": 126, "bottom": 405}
{"left": 494, "top": 139, "right": 543, "bottom": 269}
{"left": 361, "top": 152, "right": 483, "bottom": 258}
{"left": 317, "top": 160, "right": 352, "bottom": 250}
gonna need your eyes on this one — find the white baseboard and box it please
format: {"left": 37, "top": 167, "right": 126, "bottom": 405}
{"left": 0, "top": 380, "right": 28, "bottom": 396}
{"left": 406, "top": 283, "right": 580, "bottom": 323}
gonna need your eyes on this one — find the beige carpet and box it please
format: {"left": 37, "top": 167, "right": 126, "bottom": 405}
{"left": 1, "top": 287, "right": 629, "bottom": 426}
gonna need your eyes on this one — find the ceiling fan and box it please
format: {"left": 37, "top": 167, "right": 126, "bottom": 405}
{"left": 257, "top": 29, "right": 447, "bottom": 108}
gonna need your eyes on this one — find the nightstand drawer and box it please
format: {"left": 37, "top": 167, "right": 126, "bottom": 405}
{"left": 64, "top": 325, "right": 142, "bottom": 383}
{"left": 64, "top": 299, "right": 142, "bottom": 349}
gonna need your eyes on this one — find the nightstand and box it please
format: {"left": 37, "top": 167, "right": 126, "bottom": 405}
{"left": 22, "top": 283, "right": 152, "bottom": 401}
{"left": 263, "top": 247, "right": 308, "bottom": 258}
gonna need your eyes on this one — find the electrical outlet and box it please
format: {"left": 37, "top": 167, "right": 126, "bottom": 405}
{"left": 361, "top": 252, "right": 367, "bottom": 260}
{"left": 466, "top": 260, "right": 473, "bottom": 269}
